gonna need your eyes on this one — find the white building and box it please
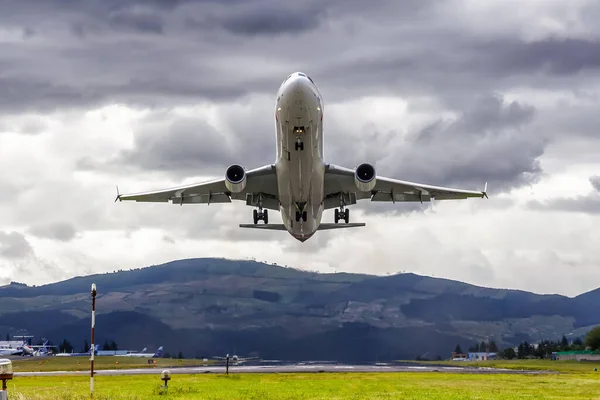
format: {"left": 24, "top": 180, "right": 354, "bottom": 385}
{"left": 467, "top": 352, "right": 497, "bottom": 361}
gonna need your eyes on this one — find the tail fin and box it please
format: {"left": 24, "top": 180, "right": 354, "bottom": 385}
{"left": 153, "top": 346, "right": 164, "bottom": 358}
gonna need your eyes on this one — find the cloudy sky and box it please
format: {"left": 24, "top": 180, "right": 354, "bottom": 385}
{"left": 1, "top": 0, "right": 599, "bottom": 296}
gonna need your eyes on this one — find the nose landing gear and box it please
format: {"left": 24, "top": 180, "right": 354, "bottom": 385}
{"left": 296, "top": 211, "right": 307, "bottom": 222}
{"left": 294, "top": 126, "right": 305, "bottom": 151}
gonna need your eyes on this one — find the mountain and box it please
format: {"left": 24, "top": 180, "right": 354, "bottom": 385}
{"left": 0, "top": 258, "right": 597, "bottom": 361}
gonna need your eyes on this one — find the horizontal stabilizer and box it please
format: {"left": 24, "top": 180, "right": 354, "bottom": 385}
{"left": 317, "top": 223, "right": 366, "bottom": 230}
{"left": 239, "top": 224, "right": 288, "bottom": 230}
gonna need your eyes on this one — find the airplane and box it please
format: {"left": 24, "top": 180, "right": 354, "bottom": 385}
{"left": 116, "top": 72, "right": 488, "bottom": 242}
{"left": 21, "top": 340, "right": 58, "bottom": 356}
{"left": 55, "top": 345, "right": 100, "bottom": 357}
{"left": 116, "top": 346, "right": 163, "bottom": 358}
{"left": 0, "top": 345, "right": 22, "bottom": 356}
{"left": 213, "top": 354, "right": 258, "bottom": 365}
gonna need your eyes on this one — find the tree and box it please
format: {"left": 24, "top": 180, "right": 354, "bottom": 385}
{"left": 177, "top": 351, "right": 184, "bottom": 359}
{"left": 489, "top": 341, "right": 499, "bottom": 353}
{"left": 585, "top": 326, "right": 600, "bottom": 351}
{"left": 82, "top": 340, "right": 89, "bottom": 353}
{"left": 560, "top": 335, "right": 569, "bottom": 349}
{"left": 454, "top": 344, "right": 463, "bottom": 354}
{"left": 480, "top": 341, "right": 487, "bottom": 352}
{"left": 501, "top": 347, "right": 516, "bottom": 360}
{"left": 572, "top": 337, "right": 584, "bottom": 350}
{"left": 59, "top": 339, "right": 73, "bottom": 353}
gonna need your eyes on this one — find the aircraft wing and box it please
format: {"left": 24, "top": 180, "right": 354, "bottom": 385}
{"left": 117, "top": 164, "right": 280, "bottom": 210}
{"left": 323, "top": 164, "right": 487, "bottom": 208}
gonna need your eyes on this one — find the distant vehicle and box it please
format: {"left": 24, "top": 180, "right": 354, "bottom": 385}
{"left": 116, "top": 346, "right": 163, "bottom": 358}
{"left": 116, "top": 72, "right": 488, "bottom": 242}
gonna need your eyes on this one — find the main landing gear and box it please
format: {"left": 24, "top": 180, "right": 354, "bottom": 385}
{"left": 334, "top": 194, "right": 350, "bottom": 223}
{"left": 253, "top": 208, "right": 268, "bottom": 224}
{"left": 334, "top": 208, "right": 349, "bottom": 224}
{"left": 295, "top": 138, "right": 304, "bottom": 151}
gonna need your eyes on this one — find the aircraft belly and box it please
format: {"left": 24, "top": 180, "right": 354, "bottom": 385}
{"left": 275, "top": 78, "right": 325, "bottom": 240}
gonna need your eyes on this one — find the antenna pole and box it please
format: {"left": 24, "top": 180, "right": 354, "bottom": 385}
{"left": 90, "top": 283, "right": 97, "bottom": 398}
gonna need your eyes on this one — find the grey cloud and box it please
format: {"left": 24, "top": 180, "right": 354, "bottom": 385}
{"left": 0, "top": 115, "right": 47, "bottom": 135}
{"left": 528, "top": 195, "right": 600, "bottom": 215}
{"left": 591, "top": 176, "right": 600, "bottom": 192}
{"left": 0, "top": 232, "right": 33, "bottom": 259}
{"left": 2, "top": 1, "right": 600, "bottom": 115}
{"left": 114, "top": 117, "right": 237, "bottom": 174}
{"left": 488, "top": 38, "right": 600, "bottom": 76}
{"left": 328, "top": 94, "right": 543, "bottom": 195}
{"left": 28, "top": 222, "right": 77, "bottom": 242}
{"left": 107, "top": 8, "right": 165, "bottom": 34}
{"left": 187, "top": 2, "right": 327, "bottom": 36}
{"left": 528, "top": 176, "right": 600, "bottom": 214}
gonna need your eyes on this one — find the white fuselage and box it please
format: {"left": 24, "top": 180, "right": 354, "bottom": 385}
{"left": 274, "top": 72, "right": 325, "bottom": 242}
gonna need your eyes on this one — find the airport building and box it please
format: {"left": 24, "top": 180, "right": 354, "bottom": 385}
{"left": 467, "top": 352, "right": 497, "bottom": 361}
{"left": 553, "top": 350, "right": 600, "bottom": 361}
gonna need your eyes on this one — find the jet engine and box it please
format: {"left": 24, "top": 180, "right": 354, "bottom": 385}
{"left": 225, "top": 164, "right": 247, "bottom": 193}
{"left": 354, "top": 163, "right": 376, "bottom": 192}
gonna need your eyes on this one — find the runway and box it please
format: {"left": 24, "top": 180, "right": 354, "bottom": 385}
{"left": 14, "top": 362, "right": 554, "bottom": 377}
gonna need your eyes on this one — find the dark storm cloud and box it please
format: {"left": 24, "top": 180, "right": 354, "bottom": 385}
{"left": 0, "top": 232, "right": 33, "bottom": 259}
{"left": 186, "top": 2, "right": 327, "bottom": 36}
{"left": 28, "top": 222, "right": 77, "bottom": 242}
{"left": 106, "top": 8, "right": 165, "bottom": 34}
{"left": 1, "top": 1, "right": 600, "bottom": 115}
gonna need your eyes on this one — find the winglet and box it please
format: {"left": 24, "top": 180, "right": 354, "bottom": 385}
{"left": 114, "top": 185, "right": 122, "bottom": 202}
{"left": 482, "top": 182, "right": 488, "bottom": 199}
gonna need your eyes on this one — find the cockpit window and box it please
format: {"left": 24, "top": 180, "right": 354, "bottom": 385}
{"left": 298, "top": 73, "right": 306, "bottom": 77}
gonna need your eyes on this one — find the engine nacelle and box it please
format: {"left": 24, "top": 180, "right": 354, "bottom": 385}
{"left": 225, "top": 164, "right": 247, "bottom": 193}
{"left": 354, "top": 163, "right": 376, "bottom": 192}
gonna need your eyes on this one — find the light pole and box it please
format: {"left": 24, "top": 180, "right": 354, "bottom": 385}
{"left": 90, "top": 283, "right": 97, "bottom": 398}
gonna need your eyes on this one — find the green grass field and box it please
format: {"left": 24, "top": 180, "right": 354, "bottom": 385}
{"left": 10, "top": 356, "right": 217, "bottom": 372}
{"left": 5, "top": 359, "right": 600, "bottom": 399}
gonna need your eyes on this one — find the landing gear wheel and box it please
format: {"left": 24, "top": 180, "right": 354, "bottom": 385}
{"left": 302, "top": 211, "right": 307, "bottom": 222}
{"left": 295, "top": 140, "right": 304, "bottom": 151}
{"left": 344, "top": 209, "right": 349, "bottom": 223}
{"left": 296, "top": 211, "right": 301, "bottom": 222}
{"left": 254, "top": 208, "right": 268, "bottom": 224}
{"left": 334, "top": 209, "right": 339, "bottom": 223}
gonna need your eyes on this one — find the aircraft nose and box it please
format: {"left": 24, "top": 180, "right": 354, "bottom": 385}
{"left": 287, "top": 79, "right": 311, "bottom": 102}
